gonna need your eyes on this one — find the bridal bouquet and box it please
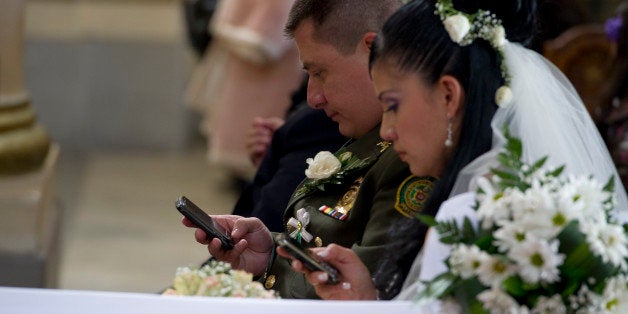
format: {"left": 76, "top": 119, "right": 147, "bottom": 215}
{"left": 162, "top": 260, "right": 279, "bottom": 299}
{"left": 418, "top": 133, "right": 628, "bottom": 313}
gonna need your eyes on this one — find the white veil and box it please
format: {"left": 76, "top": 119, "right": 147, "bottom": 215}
{"left": 452, "top": 42, "right": 628, "bottom": 221}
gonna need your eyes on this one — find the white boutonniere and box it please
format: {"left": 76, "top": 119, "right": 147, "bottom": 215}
{"left": 305, "top": 151, "right": 342, "bottom": 180}
{"left": 294, "top": 148, "right": 373, "bottom": 199}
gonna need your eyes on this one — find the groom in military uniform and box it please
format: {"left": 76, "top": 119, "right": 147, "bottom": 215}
{"left": 183, "top": 0, "right": 433, "bottom": 299}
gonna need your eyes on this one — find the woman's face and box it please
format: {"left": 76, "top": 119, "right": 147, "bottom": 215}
{"left": 371, "top": 60, "right": 454, "bottom": 178}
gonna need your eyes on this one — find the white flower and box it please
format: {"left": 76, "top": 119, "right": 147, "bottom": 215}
{"left": 477, "top": 255, "right": 517, "bottom": 287}
{"left": 449, "top": 244, "right": 489, "bottom": 279}
{"left": 491, "top": 25, "right": 507, "bottom": 47}
{"left": 532, "top": 295, "right": 566, "bottom": 314}
{"left": 602, "top": 275, "right": 628, "bottom": 312}
{"left": 494, "top": 222, "right": 528, "bottom": 253}
{"left": 443, "top": 14, "right": 471, "bottom": 43}
{"left": 561, "top": 175, "right": 609, "bottom": 223}
{"left": 508, "top": 238, "right": 565, "bottom": 284}
{"left": 476, "top": 177, "right": 511, "bottom": 229}
{"left": 477, "top": 287, "right": 520, "bottom": 314}
{"left": 304, "top": 151, "right": 341, "bottom": 180}
{"left": 583, "top": 221, "right": 628, "bottom": 270}
{"left": 495, "top": 86, "right": 513, "bottom": 107}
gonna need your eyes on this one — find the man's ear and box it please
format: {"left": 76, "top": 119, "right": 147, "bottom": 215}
{"left": 438, "top": 75, "right": 465, "bottom": 119}
{"left": 361, "top": 32, "right": 378, "bottom": 51}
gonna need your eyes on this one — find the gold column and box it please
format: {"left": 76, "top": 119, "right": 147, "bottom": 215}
{"left": 0, "top": 0, "right": 50, "bottom": 175}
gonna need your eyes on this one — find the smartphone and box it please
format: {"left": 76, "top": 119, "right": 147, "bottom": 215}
{"left": 274, "top": 233, "right": 340, "bottom": 284}
{"left": 176, "top": 196, "right": 233, "bottom": 250}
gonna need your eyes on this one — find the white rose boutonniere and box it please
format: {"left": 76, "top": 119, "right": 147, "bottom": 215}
{"left": 295, "top": 148, "right": 373, "bottom": 198}
{"left": 305, "top": 151, "right": 342, "bottom": 180}
{"left": 443, "top": 14, "right": 471, "bottom": 43}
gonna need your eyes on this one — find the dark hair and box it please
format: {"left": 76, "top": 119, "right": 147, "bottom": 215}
{"left": 369, "top": 0, "right": 537, "bottom": 299}
{"left": 284, "top": 0, "right": 403, "bottom": 55}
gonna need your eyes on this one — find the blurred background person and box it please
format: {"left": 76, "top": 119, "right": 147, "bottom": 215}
{"left": 185, "top": 0, "right": 303, "bottom": 184}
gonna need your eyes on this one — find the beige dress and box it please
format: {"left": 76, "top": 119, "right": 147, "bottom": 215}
{"left": 185, "top": 0, "right": 303, "bottom": 179}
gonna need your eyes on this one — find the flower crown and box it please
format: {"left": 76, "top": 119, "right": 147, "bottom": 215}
{"left": 435, "top": 0, "right": 512, "bottom": 107}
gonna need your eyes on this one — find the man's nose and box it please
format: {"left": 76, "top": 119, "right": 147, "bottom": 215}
{"left": 307, "top": 80, "right": 326, "bottom": 109}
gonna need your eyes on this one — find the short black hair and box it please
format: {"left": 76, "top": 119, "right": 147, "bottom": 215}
{"left": 285, "top": 0, "right": 403, "bottom": 55}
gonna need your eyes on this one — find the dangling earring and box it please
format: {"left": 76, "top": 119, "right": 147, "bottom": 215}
{"left": 444, "top": 122, "right": 453, "bottom": 147}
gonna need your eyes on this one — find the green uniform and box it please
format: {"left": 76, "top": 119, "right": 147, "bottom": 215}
{"left": 263, "top": 127, "right": 433, "bottom": 298}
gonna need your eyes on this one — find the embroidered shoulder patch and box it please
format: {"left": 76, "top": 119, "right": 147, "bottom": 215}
{"left": 395, "top": 176, "right": 436, "bottom": 218}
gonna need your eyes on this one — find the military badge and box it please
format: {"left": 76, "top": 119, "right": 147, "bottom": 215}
{"left": 395, "top": 176, "right": 436, "bottom": 217}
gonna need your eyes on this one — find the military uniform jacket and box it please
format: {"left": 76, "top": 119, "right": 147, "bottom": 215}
{"left": 265, "top": 127, "right": 425, "bottom": 299}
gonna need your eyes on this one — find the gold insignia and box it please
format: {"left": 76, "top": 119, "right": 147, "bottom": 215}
{"left": 395, "top": 176, "right": 436, "bottom": 218}
{"left": 334, "top": 177, "right": 363, "bottom": 216}
{"left": 314, "top": 237, "right": 323, "bottom": 247}
{"left": 377, "top": 141, "right": 391, "bottom": 152}
{"left": 265, "top": 275, "right": 276, "bottom": 289}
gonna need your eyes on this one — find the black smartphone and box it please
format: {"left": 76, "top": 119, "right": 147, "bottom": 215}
{"left": 274, "top": 233, "right": 340, "bottom": 284}
{"left": 176, "top": 196, "right": 233, "bottom": 250}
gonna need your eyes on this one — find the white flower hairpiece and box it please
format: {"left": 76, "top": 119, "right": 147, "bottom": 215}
{"left": 435, "top": 0, "right": 512, "bottom": 107}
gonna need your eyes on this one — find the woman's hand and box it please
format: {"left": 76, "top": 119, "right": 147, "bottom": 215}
{"left": 182, "top": 215, "right": 274, "bottom": 276}
{"left": 277, "top": 244, "right": 378, "bottom": 300}
{"left": 246, "top": 117, "right": 285, "bottom": 167}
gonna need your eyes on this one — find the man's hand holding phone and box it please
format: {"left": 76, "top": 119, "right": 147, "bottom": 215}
{"left": 178, "top": 196, "right": 274, "bottom": 276}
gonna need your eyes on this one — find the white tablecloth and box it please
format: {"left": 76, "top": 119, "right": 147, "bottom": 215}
{"left": 0, "top": 287, "right": 425, "bottom": 314}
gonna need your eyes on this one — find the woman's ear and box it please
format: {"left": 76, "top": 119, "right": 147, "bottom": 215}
{"left": 438, "top": 75, "right": 464, "bottom": 119}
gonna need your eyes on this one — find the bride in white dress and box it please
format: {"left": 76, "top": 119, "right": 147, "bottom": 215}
{"left": 279, "top": 0, "right": 628, "bottom": 304}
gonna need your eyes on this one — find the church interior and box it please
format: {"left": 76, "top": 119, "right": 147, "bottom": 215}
{"left": 0, "top": 0, "right": 625, "bottom": 295}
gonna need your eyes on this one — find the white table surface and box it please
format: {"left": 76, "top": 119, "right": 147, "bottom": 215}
{"left": 0, "top": 286, "right": 425, "bottom": 314}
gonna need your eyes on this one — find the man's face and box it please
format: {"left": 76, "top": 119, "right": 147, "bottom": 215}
{"left": 293, "top": 19, "right": 383, "bottom": 138}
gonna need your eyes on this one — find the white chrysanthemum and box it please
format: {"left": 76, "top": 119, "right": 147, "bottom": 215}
{"left": 495, "top": 86, "right": 513, "bottom": 107}
{"left": 443, "top": 14, "right": 471, "bottom": 43}
{"left": 304, "top": 151, "right": 341, "bottom": 179}
{"left": 493, "top": 222, "right": 528, "bottom": 253}
{"left": 583, "top": 221, "right": 628, "bottom": 270}
{"left": 532, "top": 294, "right": 566, "bottom": 314}
{"left": 477, "top": 287, "right": 520, "bottom": 314}
{"left": 561, "top": 175, "right": 609, "bottom": 223}
{"left": 507, "top": 185, "right": 558, "bottom": 240}
{"left": 491, "top": 25, "right": 507, "bottom": 47}
{"left": 508, "top": 238, "right": 565, "bottom": 284}
{"left": 602, "top": 275, "right": 628, "bottom": 313}
{"left": 477, "top": 255, "right": 517, "bottom": 287}
{"left": 476, "top": 177, "right": 511, "bottom": 229}
{"left": 449, "top": 244, "right": 489, "bottom": 279}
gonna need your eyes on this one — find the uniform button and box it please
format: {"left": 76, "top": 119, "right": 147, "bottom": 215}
{"left": 265, "top": 275, "right": 276, "bottom": 289}
{"left": 314, "top": 237, "right": 323, "bottom": 247}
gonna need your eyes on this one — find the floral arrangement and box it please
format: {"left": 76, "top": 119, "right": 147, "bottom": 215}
{"left": 162, "top": 260, "right": 279, "bottom": 299}
{"left": 434, "top": 0, "right": 512, "bottom": 107}
{"left": 418, "top": 132, "right": 628, "bottom": 313}
{"left": 294, "top": 148, "right": 372, "bottom": 198}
